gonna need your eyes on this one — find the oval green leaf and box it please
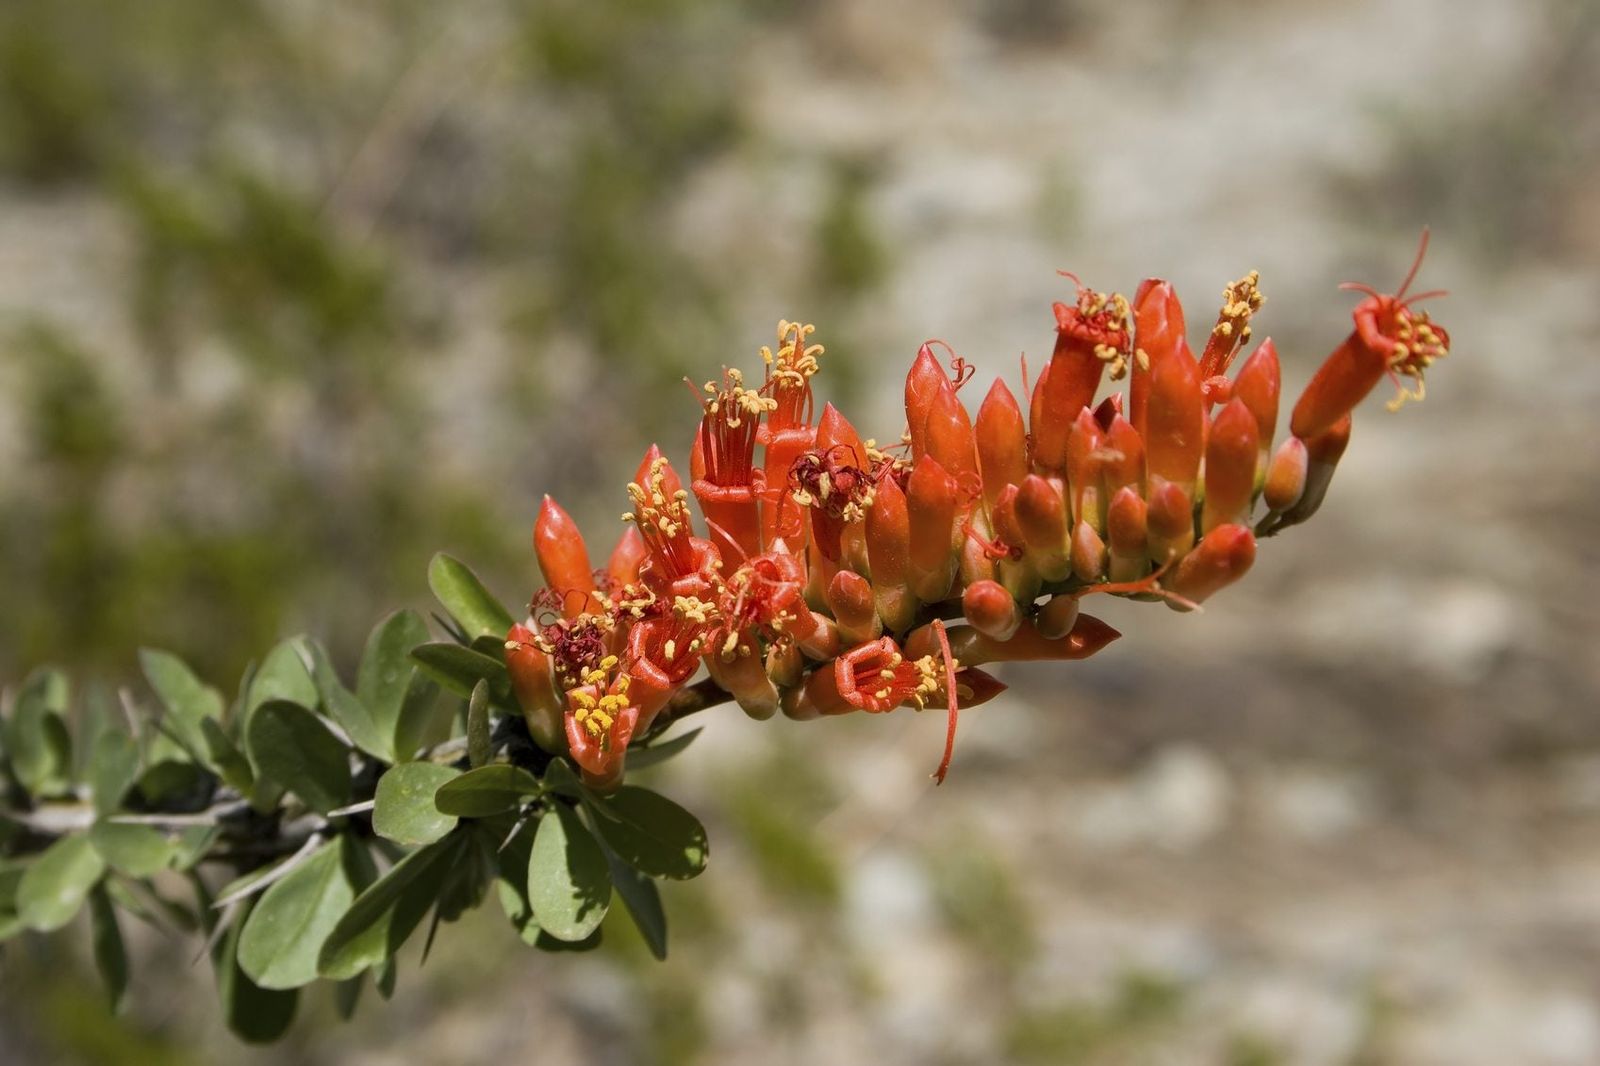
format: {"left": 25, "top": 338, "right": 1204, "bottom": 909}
{"left": 434, "top": 764, "right": 542, "bottom": 818}
{"left": 372, "top": 763, "right": 461, "bottom": 846}
{"left": 89, "top": 821, "right": 178, "bottom": 878}
{"left": 245, "top": 700, "right": 352, "bottom": 815}
{"left": 409, "top": 642, "right": 511, "bottom": 704}
{"left": 239, "top": 836, "right": 375, "bottom": 990}
{"left": 427, "top": 553, "right": 515, "bottom": 642}
{"left": 139, "top": 648, "right": 224, "bottom": 759}
{"left": 317, "top": 834, "right": 464, "bottom": 980}
{"left": 89, "top": 884, "right": 129, "bottom": 1012}
{"left": 586, "top": 786, "right": 708, "bottom": 880}
{"left": 528, "top": 804, "right": 611, "bottom": 942}
{"left": 18, "top": 834, "right": 106, "bottom": 932}
{"left": 216, "top": 898, "right": 300, "bottom": 1043}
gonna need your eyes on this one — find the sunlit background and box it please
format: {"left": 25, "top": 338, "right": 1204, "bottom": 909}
{"left": 2, "top": 0, "right": 1598, "bottom": 1063}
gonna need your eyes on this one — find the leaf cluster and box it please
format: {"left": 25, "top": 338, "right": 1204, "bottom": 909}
{"left": 0, "top": 554, "right": 706, "bottom": 1043}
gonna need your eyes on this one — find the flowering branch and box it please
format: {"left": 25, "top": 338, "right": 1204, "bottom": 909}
{"left": 0, "top": 235, "right": 1450, "bottom": 1041}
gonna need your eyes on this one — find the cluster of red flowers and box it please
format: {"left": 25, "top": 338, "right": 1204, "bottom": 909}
{"left": 505, "top": 239, "right": 1449, "bottom": 791}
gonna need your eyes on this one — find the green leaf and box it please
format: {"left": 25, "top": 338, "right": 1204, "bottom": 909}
{"left": 216, "top": 899, "right": 300, "bottom": 1044}
{"left": 168, "top": 824, "right": 220, "bottom": 872}
{"left": 305, "top": 639, "right": 392, "bottom": 763}
{"left": 392, "top": 673, "right": 444, "bottom": 761}
{"left": 585, "top": 787, "right": 708, "bottom": 880}
{"left": 239, "top": 836, "right": 376, "bottom": 990}
{"left": 467, "top": 680, "right": 492, "bottom": 769}
{"left": 334, "top": 976, "right": 364, "bottom": 1020}
{"left": 17, "top": 834, "right": 106, "bottom": 932}
{"left": 89, "top": 884, "right": 129, "bottom": 1012}
{"left": 89, "top": 821, "right": 178, "bottom": 878}
{"left": 6, "top": 669, "right": 73, "bottom": 797}
{"left": 409, "top": 643, "right": 511, "bottom": 705}
{"left": 492, "top": 823, "right": 539, "bottom": 945}
{"left": 359, "top": 609, "right": 434, "bottom": 751}
{"left": 434, "top": 765, "right": 542, "bottom": 818}
{"left": 317, "top": 834, "right": 465, "bottom": 980}
{"left": 372, "top": 763, "right": 460, "bottom": 846}
{"left": 90, "top": 728, "right": 142, "bottom": 816}
{"left": 200, "top": 718, "right": 254, "bottom": 794}
{"left": 528, "top": 805, "right": 611, "bottom": 942}
{"left": 246, "top": 639, "right": 319, "bottom": 714}
{"left": 246, "top": 700, "right": 352, "bottom": 815}
{"left": 604, "top": 846, "right": 668, "bottom": 960}
{"left": 427, "top": 553, "right": 515, "bottom": 643}
{"left": 0, "top": 860, "right": 27, "bottom": 941}
{"left": 541, "top": 757, "right": 584, "bottom": 799}
{"left": 626, "top": 727, "right": 704, "bottom": 772}
{"left": 138, "top": 649, "right": 224, "bottom": 761}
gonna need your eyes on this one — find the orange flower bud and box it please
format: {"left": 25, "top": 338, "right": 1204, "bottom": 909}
{"left": 827, "top": 569, "right": 882, "bottom": 646}
{"left": 1130, "top": 279, "right": 1187, "bottom": 441}
{"left": 963, "top": 579, "right": 1021, "bottom": 642}
{"left": 1146, "top": 480, "right": 1195, "bottom": 564}
{"left": 905, "top": 342, "right": 951, "bottom": 462}
{"left": 975, "top": 377, "right": 1028, "bottom": 508}
{"left": 1261, "top": 415, "right": 1352, "bottom": 535}
{"left": 1065, "top": 406, "right": 1106, "bottom": 532}
{"left": 1165, "top": 523, "right": 1256, "bottom": 608}
{"left": 816, "top": 402, "right": 869, "bottom": 468}
{"left": 606, "top": 525, "right": 647, "bottom": 588}
{"left": 1100, "top": 414, "right": 1145, "bottom": 500}
{"left": 1145, "top": 337, "right": 1205, "bottom": 495}
{"left": 1071, "top": 519, "right": 1107, "bottom": 583}
{"left": 1261, "top": 436, "right": 1308, "bottom": 515}
{"left": 1015, "top": 474, "right": 1070, "bottom": 581}
{"left": 1201, "top": 399, "right": 1259, "bottom": 534}
{"left": 924, "top": 378, "right": 979, "bottom": 487}
{"left": 1231, "top": 338, "right": 1280, "bottom": 480}
{"left": 1106, "top": 485, "right": 1149, "bottom": 583}
{"left": 1034, "top": 593, "right": 1079, "bottom": 640}
{"left": 907, "top": 454, "right": 961, "bottom": 602}
{"left": 505, "top": 623, "right": 564, "bottom": 753}
{"left": 866, "top": 472, "right": 916, "bottom": 633}
{"left": 535, "top": 496, "right": 600, "bottom": 618}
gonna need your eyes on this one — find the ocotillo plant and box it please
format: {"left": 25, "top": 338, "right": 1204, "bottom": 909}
{"left": 0, "top": 236, "right": 1448, "bottom": 1042}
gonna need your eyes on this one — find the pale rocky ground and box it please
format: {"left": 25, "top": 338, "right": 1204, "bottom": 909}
{"left": 3, "top": 1, "right": 1598, "bottom": 1064}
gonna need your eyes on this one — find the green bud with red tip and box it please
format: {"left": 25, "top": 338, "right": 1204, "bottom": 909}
{"left": 1065, "top": 407, "right": 1107, "bottom": 533}
{"left": 1106, "top": 485, "right": 1149, "bottom": 583}
{"left": 827, "top": 569, "right": 882, "bottom": 646}
{"left": 1071, "top": 520, "right": 1107, "bottom": 583}
{"left": 1015, "top": 474, "right": 1070, "bottom": 582}
{"left": 1034, "top": 593, "right": 1080, "bottom": 640}
{"left": 1147, "top": 480, "right": 1195, "bottom": 564}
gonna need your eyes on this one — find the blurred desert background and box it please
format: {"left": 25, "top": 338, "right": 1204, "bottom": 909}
{"left": 2, "top": 0, "right": 1598, "bottom": 1063}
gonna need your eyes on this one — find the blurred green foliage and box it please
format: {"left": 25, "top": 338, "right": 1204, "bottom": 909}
{"left": 0, "top": 0, "right": 883, "bottom": 688}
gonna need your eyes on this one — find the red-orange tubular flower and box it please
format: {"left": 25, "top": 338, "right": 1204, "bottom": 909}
{"left": 502, "top": 238, "right": 1450, "bottom": 789}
